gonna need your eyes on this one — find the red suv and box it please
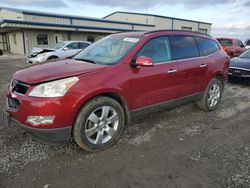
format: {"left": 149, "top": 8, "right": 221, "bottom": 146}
{"left": 4, "top": 30, "right": 229, "bottom": 151}
{"left": 217, "top": 38, "right": 247, "bottom": 58}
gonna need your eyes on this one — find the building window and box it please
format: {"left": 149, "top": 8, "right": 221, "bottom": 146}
{"left": 181, "top": 26, "right": 192, "bottom": 31}
{"left": 87, "top": 36, "right": 95, "bottom": 43}
{"left": 13, "top": 34, "right": 17, "bottom": 44}
{"left": 199, "top": 29, "right": 208, "bottom": 34}
{"left": 37, "top": 34, "right": 48, "bottom": 45}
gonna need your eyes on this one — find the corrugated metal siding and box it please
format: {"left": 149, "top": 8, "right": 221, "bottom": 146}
{"left": 4, "top": 23, "right": 75, "bottom": 31}
{"left": 198, "top": 23, "right": 211, "bottom": 34}
{"left": 154, "top": 17, "right": 173, "bottom": 30}
{"left": 72, "top": 19, "right": 133, "bottom": 30}
{"left": 106, "top": 13, "right": 155, "bottom": 25}
{"left": 24, "top": 14, "right": 70, "bottom": 24}
{"left": 173, "top": 20, "right": 199, "bottom": 32}
{"left": 0, "top": 9, "right": 23, "bottom": 20}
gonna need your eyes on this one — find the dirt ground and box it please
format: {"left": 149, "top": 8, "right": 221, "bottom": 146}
{"left": 0, "top": 57, "right": 250, "bottom": 188}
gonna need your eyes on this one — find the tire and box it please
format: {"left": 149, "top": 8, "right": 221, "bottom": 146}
{"left": 47, "top": 56, "right": 58, "bottom": 60}
{"left": 196, "top": 78, "right": 223, "bottom": 111}
{"left": 230, "top": 53, "right": 234, "bottom": 58}
{"left": 73, "top": 96, "right": 125, "bottom": 152}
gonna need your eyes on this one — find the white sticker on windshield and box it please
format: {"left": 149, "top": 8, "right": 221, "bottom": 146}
{"left": 123, "top": 38, "right": 140, "bottom": 43}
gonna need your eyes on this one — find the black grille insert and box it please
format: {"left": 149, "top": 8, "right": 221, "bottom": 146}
{"left": 12, "top": 80, "right": 29, "bottom": 95}
{"left": 8, "top": 97, "right": 20, "bottom": 109}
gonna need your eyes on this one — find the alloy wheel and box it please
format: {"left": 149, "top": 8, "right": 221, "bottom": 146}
{"left": 207, "top": 83, "right": 221, "bottom": 108}
{"left": 85, "top": 106, "right": 119, "bottom": 145}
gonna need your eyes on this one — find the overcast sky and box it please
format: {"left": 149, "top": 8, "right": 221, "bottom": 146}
{"left": 0, "top": 0, "right": 249, "bottom": 41}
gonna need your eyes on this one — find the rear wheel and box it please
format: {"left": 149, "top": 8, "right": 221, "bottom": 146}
{"left": 73, "top": 96, "right": 125, "bottom": 152}
{"left": 196, "top": 78, "right": 223, "bottom": 111}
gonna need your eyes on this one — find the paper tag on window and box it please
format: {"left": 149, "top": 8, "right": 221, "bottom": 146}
{"left": 123, "top": 38, "right": 140, "bottom": 43}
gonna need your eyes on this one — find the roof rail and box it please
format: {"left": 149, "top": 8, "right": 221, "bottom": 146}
{"left": 144, "top": 29, "right": 211, "bottom": 37}
{"left": 114, "top": 30, "right": 144, "bottom": 34}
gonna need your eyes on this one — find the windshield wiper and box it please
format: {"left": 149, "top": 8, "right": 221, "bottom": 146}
{"left": 74, "top": 58, "right": 98, "bottom": 64}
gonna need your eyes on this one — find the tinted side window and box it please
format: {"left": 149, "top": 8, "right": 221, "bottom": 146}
{"left": 196, "top": 37, "right": 220, "bottom": 56}
{"left": 67, "top": 42, "right": 79, "bottom": 49}
{"left": 79, "top": 42, "right": 90, "bottom": 49}
{"left": 137, "top": 37, "right": 172, "bottom": 64}
{"left": 169, "top": 36, "right": 199, "bottom": 60}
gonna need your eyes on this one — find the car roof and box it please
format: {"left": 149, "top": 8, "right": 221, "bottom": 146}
{"left": 113, "top": 30, "right": 212, "bottom": 39}
{"left": 62, "top": 41, "right": 91, "bottom": 44}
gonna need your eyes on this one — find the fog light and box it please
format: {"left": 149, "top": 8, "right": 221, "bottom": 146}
{"left": 26, "top": 116, "right": 55, "bottom": 126}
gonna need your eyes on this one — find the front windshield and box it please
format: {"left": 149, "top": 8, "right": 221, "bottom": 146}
{"left": 239, "top": 49, "right": 250, "bottom": 59}
{"left": 74, "top": 35, "right": 141, "bottom": 65}
{"left": 50, "top": 42, "right": 66, "bottom": 50}
{"left": 217, "top": 39, "right": 232, "bottom": 46}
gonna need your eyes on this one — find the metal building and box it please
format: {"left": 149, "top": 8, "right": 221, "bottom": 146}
{"left": 0, "top": 7, "right": 212, "bottom": 55}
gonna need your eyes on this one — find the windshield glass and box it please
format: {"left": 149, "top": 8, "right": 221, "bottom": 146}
{"left": 50, "top": 42, "right": 66, "bottom": 50}
{"left": 74, "top": 35, "right": 141, "bottom": 65}
{"left": 217, "top": 39, "right": 233, "bottom": 46}
{"left": 239, "top": 49, "right": 250, "bottom": 58}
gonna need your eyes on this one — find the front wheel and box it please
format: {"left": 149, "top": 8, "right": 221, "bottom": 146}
{"left": 196, "top": 78, "right": 223, "bottom": 111}
{"left": 73, "top": 96, "right": 125, "bottom": 152}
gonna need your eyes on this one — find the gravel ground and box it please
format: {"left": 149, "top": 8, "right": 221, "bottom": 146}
{"left": 0, "top": 58, "right": 250, "bottom": 188}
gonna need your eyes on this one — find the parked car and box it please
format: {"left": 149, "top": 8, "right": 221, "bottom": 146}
{"left": 217, "top": 38, "right": 247, "bottom": 58}
{"left": 229, "top": 49, "right": 250, "bottom": 79}
{"left": 245, "top": 39, "right": 250, "bottom": 49}
{"left": 27, "top": 41, "right": 91, "bottom": 64}
{"left": 4, "top": 30, "right": 229, "bottom": 152}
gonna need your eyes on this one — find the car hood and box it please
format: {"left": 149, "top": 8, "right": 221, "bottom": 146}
{"left": 230, "top": 57, "right": 250, "bottom": 69}
{"left": 14, "top": 59, "right": 107, "bottom": 84}
{"left": 28, "top": 48, "right": 55, "bottom": 58}
{"left": 32, "top": 47, "right": 55, "bottom": 53}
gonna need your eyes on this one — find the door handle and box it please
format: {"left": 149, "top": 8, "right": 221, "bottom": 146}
{"left": 200, "top": 64, "right": 208, "bottom": 68}
{"left": 167, "top": 69, "right": 177, "bottom": 74}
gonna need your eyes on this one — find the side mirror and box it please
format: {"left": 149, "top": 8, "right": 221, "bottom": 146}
{"left": 63, "top": 47, "right": 69, "bottom": 51}
{"left": 134, "top": 56, "right": 154, "bottom": 67}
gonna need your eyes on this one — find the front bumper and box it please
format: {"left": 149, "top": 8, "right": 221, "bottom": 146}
{"left": 229, "top": 67, "right": 250, "bottom": 78}
{"left": 3, "top": 110, "right": 71, "bottom": 143}
{"left": 27, "top": 56, "right": 47, "bottom": 64}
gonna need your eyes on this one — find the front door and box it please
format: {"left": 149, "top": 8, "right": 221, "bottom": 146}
{"left": 131, "top": 36, "right": 180, "bottom": 110}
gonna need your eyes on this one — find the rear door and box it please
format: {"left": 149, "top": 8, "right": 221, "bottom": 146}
{"left": 131, "top": 36, "right": 180, "bottom": 110}
{"left": 169, "top": 36, "right": 206, "bottom": 97}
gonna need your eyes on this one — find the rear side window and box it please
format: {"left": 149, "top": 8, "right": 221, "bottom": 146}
{"left": 169, "top": 36, "right": 199, "bottom": 60}
{"left": 217, "top": 39, "right": 232, "bottom": 46}
{"left": 79, "top": 42, "right": 90, "bottom": 49}
{"left": 137, "top": 37, "right": 172, "bottom": 64}
{"left": 246, "top": 40, "right": 250, "bottom": 46}
{"left": 196, "top": 37, "right": 220, "bottom": 56}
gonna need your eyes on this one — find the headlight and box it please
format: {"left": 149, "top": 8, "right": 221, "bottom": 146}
{"left": 29, "top": 77, "right": 79, "bottom": 97}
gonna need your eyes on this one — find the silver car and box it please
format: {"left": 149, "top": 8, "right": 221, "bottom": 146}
{"left": 27, "top": 41, "right": 91, "bottom": 64}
